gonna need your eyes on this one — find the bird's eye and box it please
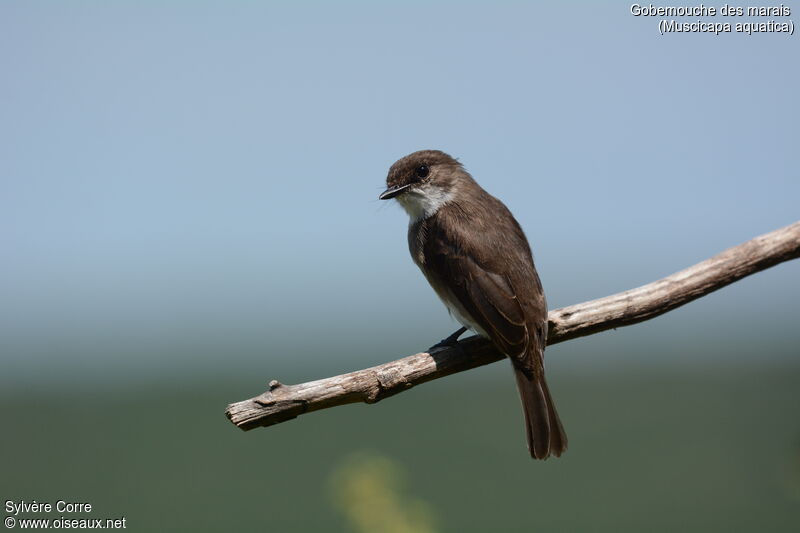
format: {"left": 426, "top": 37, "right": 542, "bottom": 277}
{"left": 415, "top": 165, "right": 430, "bottom": 179}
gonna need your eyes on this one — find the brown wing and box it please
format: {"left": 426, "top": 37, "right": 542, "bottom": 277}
{"left": 421, "top": 199, "right": 565, "bottom": 459}
{"left": 423, "top": 203, "right": 548, "bottom": 379}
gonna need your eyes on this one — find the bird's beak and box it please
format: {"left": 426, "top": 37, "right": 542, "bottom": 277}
{"left": 379, "top": 183, "right": 412, "bottom": 200}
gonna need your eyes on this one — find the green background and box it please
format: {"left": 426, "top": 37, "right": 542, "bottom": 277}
{"left": 4, "top": 337, "right": 799, "bottom": 531}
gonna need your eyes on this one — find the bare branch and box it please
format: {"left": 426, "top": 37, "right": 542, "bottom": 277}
{"left": 226, "top": 222, "right": 800, "bottom": 431}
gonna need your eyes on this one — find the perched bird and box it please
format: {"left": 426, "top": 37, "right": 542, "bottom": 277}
{"left": 379, "top": 150, "right": 567, "bottom": 459}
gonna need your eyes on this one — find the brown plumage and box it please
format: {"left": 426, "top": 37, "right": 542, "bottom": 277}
{"left": 380, "top": 150, "right": 567, "bottom": 459}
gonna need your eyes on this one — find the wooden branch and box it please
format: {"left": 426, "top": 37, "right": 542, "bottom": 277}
{"left": 226, "top": 222, "right": 800, "bottom": 431}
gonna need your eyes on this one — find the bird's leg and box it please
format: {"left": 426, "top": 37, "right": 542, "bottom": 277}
{"left": 428, "top": 326, "right": 468, "bottom": 351}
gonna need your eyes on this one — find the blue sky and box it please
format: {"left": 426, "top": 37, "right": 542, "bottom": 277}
{"left": 1, "top": 2, "right": 798, "bottom": 386}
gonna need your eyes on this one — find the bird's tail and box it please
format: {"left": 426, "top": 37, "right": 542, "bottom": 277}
{"left": 513, "top": 366, "right": 568, "bottom": 459}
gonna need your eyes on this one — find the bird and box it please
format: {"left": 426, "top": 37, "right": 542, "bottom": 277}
{"left": 379, "top": 149, "right": 567, "bottom": 459}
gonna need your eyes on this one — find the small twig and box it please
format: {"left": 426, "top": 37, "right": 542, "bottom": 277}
{"left": 226, "top": 222, "right": 800, "bottom": 431}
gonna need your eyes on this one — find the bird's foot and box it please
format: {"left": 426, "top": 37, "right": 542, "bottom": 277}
{"left": 428, "top": 327, "right": 468, "bottom": 352}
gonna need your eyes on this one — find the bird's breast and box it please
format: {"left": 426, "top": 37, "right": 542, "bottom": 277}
{"left": 407, "top": 218, "right": 488, "bottom": 338}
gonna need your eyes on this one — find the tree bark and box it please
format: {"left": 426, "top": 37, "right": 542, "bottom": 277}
{"left": 226, "top": 221, "right": 800, "bottom": 431}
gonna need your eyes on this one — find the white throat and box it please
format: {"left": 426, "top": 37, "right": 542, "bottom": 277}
{"left": 397, "top": 185, "right": 454, "bottom": 223}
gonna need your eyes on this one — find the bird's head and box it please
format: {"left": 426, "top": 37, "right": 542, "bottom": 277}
{"left": 379, "top": 150, "right": 465, "bottom": 221}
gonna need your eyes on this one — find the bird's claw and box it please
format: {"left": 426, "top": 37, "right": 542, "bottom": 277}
{"left": 427, "top": 326, "right": 468, "bottom": 352}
